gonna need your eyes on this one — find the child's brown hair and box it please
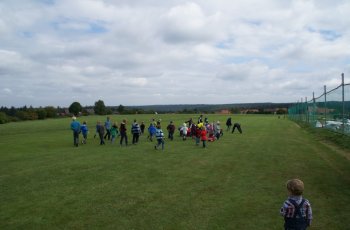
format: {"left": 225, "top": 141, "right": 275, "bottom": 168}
{"left": 286, "top": 179, "right": 304, "bottom": 196}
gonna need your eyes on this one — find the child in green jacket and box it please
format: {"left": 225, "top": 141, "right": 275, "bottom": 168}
{"left": 110, "top": 122, "right": 119, "bottom": 144}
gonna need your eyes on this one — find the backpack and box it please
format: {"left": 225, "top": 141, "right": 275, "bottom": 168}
{"left": 284, "top": 199, "right": 308, "bottom": 230}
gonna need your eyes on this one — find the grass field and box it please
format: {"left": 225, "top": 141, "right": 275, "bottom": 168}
{"left": 0, "top": 114, "right": 349, "bottom": 229}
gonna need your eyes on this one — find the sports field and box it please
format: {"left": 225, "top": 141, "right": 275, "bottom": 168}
{"left": 1, "top": 114, "right": 349, "bottom": 229}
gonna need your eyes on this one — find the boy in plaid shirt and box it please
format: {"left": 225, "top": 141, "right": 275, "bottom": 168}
{"left": 154, "top": 125, "right": 165, "bottom": 150}
{"left": 280, "top": 179, "right": 312, "bottom": 230}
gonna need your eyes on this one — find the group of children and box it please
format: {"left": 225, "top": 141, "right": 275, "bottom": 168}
{"left": 71, "top": 116, "right": 313, "bottom": 229}
{"left": 70, "top": 115, "right": 230, "bottom": 150}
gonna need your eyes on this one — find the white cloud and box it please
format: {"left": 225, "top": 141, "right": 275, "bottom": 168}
{"left": 2, "top": 88, "right": 12, "bottom": 94}
{"left": 159, "top": 2, "right": 224, "bottom": 44}
{"left": 0, "top": 0, "right": 349, "bottom": 107}
{"left": 122, "top": 77, "right": 148, "bottom": 87}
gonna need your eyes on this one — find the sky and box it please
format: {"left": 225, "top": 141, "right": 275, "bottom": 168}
{"left": 0, "top": 0, "right": 350, "bottom": 107}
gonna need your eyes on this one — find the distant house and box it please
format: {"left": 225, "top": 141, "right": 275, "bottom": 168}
{"left": 316, "top": 108, "right": 335, "bottom": 114}
{"left": 86, "top": 108, "right": 95, "bottom": 115}
{"left": 264, "top": 108, "right": 288, "bottom": 114}
{"left": 217, "top": 109, "right": 231, "bottom": 114}
{"left": 240, "top": 109, "right": 259, "bottom": 114}
{"left": 307, "top": 107, "right": 335, "bottom": 114}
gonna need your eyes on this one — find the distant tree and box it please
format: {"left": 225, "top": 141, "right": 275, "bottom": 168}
{"left": 9, "top": 106, "right": 16, "bottom": 116}
{"left": 16, "top": 110, "right": 38, "bottom": 120}
{"left": 276, "top": 108, "right": 287, "bottom": 114}
{"left": 117, "top": 104, "right": 125, "bottom": 114}
{"left": 94, "top": 100, "right": 106, "bottom": 115}
{"left": 0, "top": 112, "right": 9, "bottom": 124}
{"left": 36, "top": 109, "right": 47, "bottom": 120}
{"left": 0, "top": 106, "right": 9, "bottom": 115}
{"left": 45, "top": 106, "right": 57, "bottom": 118}
{"left": 69, "top": 102, "right": 82, "bottom": 116}
{"left": 106, "top": 108, "right": 113, "bottom": 115}
{"left": 230, "top": 107, "right": 240, "bottom": 114}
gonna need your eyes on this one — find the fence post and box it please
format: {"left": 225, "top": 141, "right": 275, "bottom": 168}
{"left": 301, "top": 98, "right": 304, "bottom": 121}
{"left": 306, "top": 97, "right": 308, "bottom": 123}
{"left": 324, "top": 85, "right": 327, "bottom": 127}
{"left": 297, "top": 100, "right": 299, "bottom": 121}
{"left": 342, "top": 73, "right": 345, "bottom": 133}
{"left": 313, "top": 92, "right": 315, "bottom": 126}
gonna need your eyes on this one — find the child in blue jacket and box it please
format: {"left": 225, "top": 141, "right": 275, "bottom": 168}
{"left": 148, "top": 123, "right": 156, "bottom": 142}
{"left": 80, "top": 121, "right": 88, "bottom": 144}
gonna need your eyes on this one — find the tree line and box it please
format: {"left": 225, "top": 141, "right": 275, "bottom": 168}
{"left": 0, "top": 99, "right": 288, "bottom": 124}
{"left": 0, "top": 100, "right": 151, "bottom": 124}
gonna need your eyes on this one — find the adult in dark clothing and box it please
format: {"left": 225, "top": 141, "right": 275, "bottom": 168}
{"left": 185, "top": 118, "right": 193, "bottom": 127}
{"left": 140, "top": 121, "right": 145, "bottom": 134}
{"left": 96, "top": 121, "right": 105, "bottom": 145}
{"left": 232, "top": 123, "right": 242, "bottom": 134}
{"left": 131, "top": 119, "right": 141, "bottom": 144}
{"left": 226, "top": 117, "right": 232, "bottom": 131}
{"left": 166, "top": 121, "right": 176, "bottom": 140}
{"left": 120, "top": 119, "right": 128, "bottom": 146}
{"left": 198, "top": 114, "right": 203, "bottom": 124}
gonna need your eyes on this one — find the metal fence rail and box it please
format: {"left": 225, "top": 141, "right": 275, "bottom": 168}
{"left": 288, "top": 73, "right": 350, "bottom": 135}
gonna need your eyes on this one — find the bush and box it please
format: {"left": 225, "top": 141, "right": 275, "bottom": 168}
{"left": 37, "top": 109, "right": 47, "bottom": 120}
{"left": 0, "top": 112, "right": 9, "bottom": 124}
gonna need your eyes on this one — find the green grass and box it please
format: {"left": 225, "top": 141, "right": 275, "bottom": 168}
{"left": 0, "top": 114, "right": 349, "bottom": 229}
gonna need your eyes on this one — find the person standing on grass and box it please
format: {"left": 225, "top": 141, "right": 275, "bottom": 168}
{"left": 280, "top": 179, "right": 312, "bottom": 230}
{"left": 70, "top": 116, "right": 81, "bottom": 147}
{"left": 166, "top": 121, "right": 176, "bottom": 140}
{"left": 119, "top": 119, "right": 128, "bottom": 146}
{"left": 198, "top": 114, "right": 203, "bottom": 124}
{"left": 104, "top": 116, "right": 112, "bottom": 140}
{"left": 140, "top": 121, "right": 145, "bottom": 135}
{"left": 214, "top": 121, "right": 222, "bottom": 140}
{"left": 191, "top": 123, "right": 197, "bottom": 138}
{"left": 80, "top": 121, "right": 88, "bottom": 144}
{"left": 200, "top": 126, "right": 208, "bottom": 148}
{"left": 226, "top": 117, "right": 232, "bottom": 131}
{"left": 96, "top": 121, "right": 105, "bottom": 145}
{"left": 186, "top": 117, "right": 193, "bottom": 127}
{"left": 131, "top": 119, "right": 141, "bottom": 144}
{"left": 180, "top": 123, "right": 188, "bottom": 140}
{"left": 110, "top": 122, "right": 119, "bottom": 144}
{"left": 154, "top": 125, "right": 164, "bottom": 150}
{"left": 148, "top": 123, "right": 156, "bottom": 142}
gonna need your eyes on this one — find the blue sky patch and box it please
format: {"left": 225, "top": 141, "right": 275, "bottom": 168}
{"left": 51, "top": 18, "right": 107, "bottom": 34}
{"left": 308, "top": 27, "right": 341, "bottom": 41}
{"left": 38, "top": 0, "right": 55, "bottom": 5}
{"left": 319, "top": 30, "right": 341, "bottom": 41}
{"left": 19, "top": 31, "right": 34, "bottom": 38}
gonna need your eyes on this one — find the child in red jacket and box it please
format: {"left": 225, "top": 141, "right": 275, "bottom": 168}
{"left": 200, "top": 126, "right": 207, "bottom": 148}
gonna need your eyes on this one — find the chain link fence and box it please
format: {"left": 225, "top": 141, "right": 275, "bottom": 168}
{"left": 288, "top": 73, "right": 350, "bottom": 135}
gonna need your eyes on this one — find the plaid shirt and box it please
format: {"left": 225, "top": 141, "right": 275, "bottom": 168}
{"left": 280, "top": 196, "right": 313, "bottom": 226}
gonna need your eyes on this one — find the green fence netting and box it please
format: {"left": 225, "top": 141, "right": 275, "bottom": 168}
{"left": 288, "top": 75, "right": 350, "bottom": 135}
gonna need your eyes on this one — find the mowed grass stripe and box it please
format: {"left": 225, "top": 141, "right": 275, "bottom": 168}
{"left": 0, "top": 115, "right": 349, "bottom": 229}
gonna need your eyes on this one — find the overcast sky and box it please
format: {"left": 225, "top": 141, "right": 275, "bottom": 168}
{"left": 1, "top": 0, "right": 349, "bottom": 107}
